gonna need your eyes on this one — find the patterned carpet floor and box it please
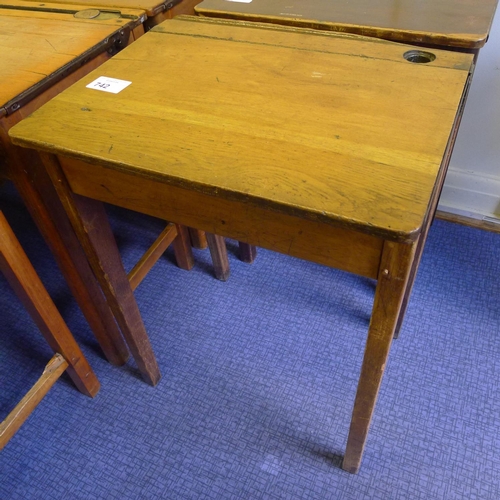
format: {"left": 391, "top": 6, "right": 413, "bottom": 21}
{"left": 1, "top": 184, "right": 499, "bottom": 499}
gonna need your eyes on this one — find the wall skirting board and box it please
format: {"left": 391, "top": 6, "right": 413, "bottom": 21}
{"left": 437, "top": 7, "right": 500, "bottom": 225}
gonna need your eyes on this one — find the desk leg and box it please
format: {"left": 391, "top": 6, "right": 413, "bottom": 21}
{"left": 239, "top": 242, "right": 257, "bottom": 264}
{"left": 0, "top": 212, "right": 100, "bottom": 398}
{"left": 206, "top": 233, "right": 230, "bottom": 281}
{"left": 8, "top": 148, "right": 129, "bottom": 366}
{"left": 343, "top": 240, "right": 416, "bottom": 474}
{"left": 41, "top": 153, "right": 161, "bottom": 386}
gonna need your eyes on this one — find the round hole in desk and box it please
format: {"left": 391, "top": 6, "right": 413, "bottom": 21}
{"left": 403, "top": 50, "right": 436, "bottom": 64}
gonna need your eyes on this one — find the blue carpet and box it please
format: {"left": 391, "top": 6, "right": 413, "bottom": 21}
{"left": 1, "top": 183, "right": 499, "bottom": 499}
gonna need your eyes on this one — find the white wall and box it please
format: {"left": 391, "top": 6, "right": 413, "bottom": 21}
{"left": 438, "top": 8, "right": 500, "bottom": 222}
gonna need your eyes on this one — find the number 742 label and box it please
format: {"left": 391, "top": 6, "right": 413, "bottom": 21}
{"left": 86, "top": 76, "right": 132, "bottom": 94}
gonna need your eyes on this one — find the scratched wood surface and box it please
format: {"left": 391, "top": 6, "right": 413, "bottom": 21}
{"left": 16, "top": 0, "right": 199, "bottom": 18}
{"left": 0, "top": 2, "right": 144, "bottom": 111}
{"left": 10, "top": 16, "right": 474, "bottom": 241}
{"left": 196, "top": 0, "right": 499, "bottom": 49}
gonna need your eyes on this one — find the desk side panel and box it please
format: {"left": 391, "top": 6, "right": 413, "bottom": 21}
{"left": 60, "top": 156, "right": 383, "bottom": 279}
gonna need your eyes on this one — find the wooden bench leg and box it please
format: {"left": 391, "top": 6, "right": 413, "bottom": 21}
{"left": 0, "top": 211, "right": 100, "bottom": 398}
{"left": 342, "top": 240, "right": 416, "bottom": 474}
{"left": 8, "top": 147, "right": 129, "bottom": 366}
{"left": 206, "top": 233, "right": 230, "bottom": 281}
{"left": 41, "top": 153, "right": 160, "bottom": 386}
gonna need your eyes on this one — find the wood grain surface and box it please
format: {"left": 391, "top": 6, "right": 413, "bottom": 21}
{"left": 196, "top": 0, "right": 499, "bottom": 49}
{"left": 10, "top": 17, "right": 474, "bottom": 241}
{"left": 0, "top": 2, "right": 144, "bottom": 110}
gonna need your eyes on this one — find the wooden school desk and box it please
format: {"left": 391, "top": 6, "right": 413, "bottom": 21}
{"left": 0, "top": 1, "right": 147, "bottom": 370}
{"left": 196, "top": 0, "right": 499, "bottom": 333}
{"left": 18, "top": 0, "right": 255, "bottom": 268}
{"left": 24, "top": 0, "right": 203, "bottom": 29}
{"left": 196, "top": 0, "right": 499, "bottom": 51}
{"left": 10, "top": 16, "right": 475, "bottom": 473}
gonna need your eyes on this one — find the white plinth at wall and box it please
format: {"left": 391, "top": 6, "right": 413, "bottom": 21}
{"left": 439, "top": 8, "right": 500, "bottom": 225}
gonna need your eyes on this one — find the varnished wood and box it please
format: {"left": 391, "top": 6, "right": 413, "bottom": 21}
{"left": 14, "top": 0, "right": 197, "bottom": 21}
{"left": 206, "top": 233, "right": 230, "bottom": 281}
{"left": 128, "top": 222, "right": 178, "bottom": 290}
{"left": 0, "top": 211, "right": 100, "bottom": 397}
{"left": 343, "top": 240, "right": 417, "bottom": 473}
{"left": 0, "top": 6, "right": 144, "bottom": 365}
{"left": 40, "top": 153, "right": 161, "bottom": 386}
{"left": 196, "top": 0, "right": 499, "bottom": 49}
{"left": 57, "top": 156, "right": 384, "bottom": 279}
{"left": 394, "top": 70, "right": 473, "bottom": 337}
{"left": 188, "top": 227, "right": 208, "bottom": 248}
{"left": 10, "top": 18, "right": 474, "bottom": 241}
{"left": 239, "top": 242, "right": 257, "bottom": 264}
{"left": 0, "top": 354, "right": 68, "bottom": 450}
{"left": 0, "top": 3, "right": 145, "bottom": 112}
{"left": 9, "top": 17, "right": 474, "bottom": 472}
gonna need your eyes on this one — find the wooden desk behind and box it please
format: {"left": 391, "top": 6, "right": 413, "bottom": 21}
{"left": 0, "top": 1, "right": 146, "bottom": 367}
{"left": 19, "top": 0, "right": 201, "bottom": 28}
{"left": 196, "top": 0, "right": 499, "bottom": 50}
{"left": 10, "top": 16, "right": 474, "bottom": 473}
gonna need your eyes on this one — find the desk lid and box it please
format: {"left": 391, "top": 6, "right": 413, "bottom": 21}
{"left": 196, "top": 0, "right": 499, "bottom": 49}
{"left": 0, "top": 1, "right": 145, "bottom": 116}
{"left": 9, "top": 0, "right": 182, "bottom": 18}
{"left": 10, "top": 16, "right": 474, "bottom": 240}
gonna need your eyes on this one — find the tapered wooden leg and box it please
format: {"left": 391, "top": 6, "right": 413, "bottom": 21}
{"left": 206, "top": 233, "right": 230, "bottom": 281}
{"left": 41, "top": 153, "right": 160, "bottom": 386}
{"left": 173, "top": 224, "right": 195, "bottom": 270}
{"left": 0, "top": 211, "right": 100, "bottom": 397}
{"left": 8, "top": 147, "right": 129, "bottom": 365}
{"left": 342, "top": 240, "right": 417, "bottom": 474}
{"left": 188, "top": 228, "right": 208, "bottom": 249}
{"left": 239, "top": 242, "right": 257, "bottom": 264}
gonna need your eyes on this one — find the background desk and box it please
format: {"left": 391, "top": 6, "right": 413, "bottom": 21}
{"left": 10, "top": 16, "right": 474, "bottom": 473}
{"left": 196, "top": 0, "right": 498, "bottom": 50}
{"left": 196, "top": 0, "right": 500, "bottom": 227}
{"left": 0, "top": 0, "right": 147, "bottom": 369}
{"left": 20, "top": 0, "right": 202, "bottom": 33}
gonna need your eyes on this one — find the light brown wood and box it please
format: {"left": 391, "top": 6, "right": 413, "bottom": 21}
{"left": 40, "top": 153, "right": 161, "bottom": 386}
{"left": 0, "top": 211, "right": 100, "bottom": 397}
{"left": 13, "top": 0, "right": 195, "bottom": 20}
{"left": 196, "top": 0, "right": 499, "bottom": 49}
{"left": 57, "top": 156, "right": 384, "bottom": 278}
{"left": 343, "top": 239, "right": 417, "bottom": 473}
{"left": 10, "top": 18, "right": 474, "bottom": 241}
{"left": 188, "top": 227, "right": 208, "bottom": 248}
{"left": 0, "top": 3, "right": 145, "bottom": 112}
{"left": 0, "top": 354, "right": 68, "bottom": 450}
{"left": 128, "top": 222, "right": 178, "bottom": 290}
{"left": 0, "top": 6, "right": 144, "bottom": 366}
{"left": 9, "top": 17, "right": 474, "bottom": 472}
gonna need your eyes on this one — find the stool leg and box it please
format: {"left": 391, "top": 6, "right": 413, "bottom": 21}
{"left": 342, "top": 240, "right": 416, "bottom": 474}
{"left": 206, "top": 233, "right": 230, "bottom": 281}
{"left": 0, "top": 212, "right": 100, "bottom": 397}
